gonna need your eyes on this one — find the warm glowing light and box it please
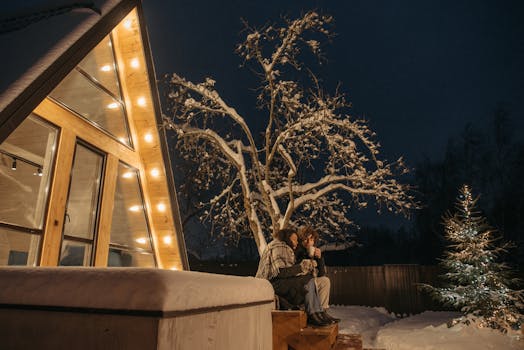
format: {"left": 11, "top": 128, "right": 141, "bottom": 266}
{"left": 130, "top": 58, "right": 140, "bottom": 68}
{"left": 107, "top": 102, "right": 119, "bottom": 109}
{"left": 135, "top": 237, "right": 147, "bottom": 244}
{"left": 118, "top": 137, "right": 127, "bottom": 144}
{"left": 144, "top": 133, "right": 153, "bottom": 142}
{"left": 100, "top": 65, "right": 111, "bottom": 72}
{"left": 122, "top": 171, "right": 133, "bottom": 179}
{"left": 137, "top": 97, "right": 147, "bottom": 106}
{"left": 157, "top": 203, "right": 166, "bottom": 212}
{"left": 123, "top": 19, "right": 133, "bottom": 29}
{"left": 163, "top": 235, "right": 172, "bottom": 245}
{"left": 129, "top": 205, "right": 140, "bottom": 212}
{"left": 150, "top": 168, "right": 160, "bottom": 177}
{"left": 170, "top": 267, "right": 178, "bottom": 271}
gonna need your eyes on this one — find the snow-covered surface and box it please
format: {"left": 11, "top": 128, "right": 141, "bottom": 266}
{"left": 0, "top": 267, "right": 274, "bottom": 312}
{"left": 330, "top": 305, "right": 523, "bottom": 350}
{"left": 0, "top": 0, "right": 122, "bottom": 113}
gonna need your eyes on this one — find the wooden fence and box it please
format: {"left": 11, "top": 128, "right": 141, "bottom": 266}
{"left": 190, "top": 262, "right": 446, "bottom": 314}
{"left": 326, "top": 265, "right": 443, "bottom": 314}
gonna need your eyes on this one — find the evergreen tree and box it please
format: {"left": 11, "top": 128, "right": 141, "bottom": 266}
{"left": 435, "top": 185, "right": 523, "bottom": 332}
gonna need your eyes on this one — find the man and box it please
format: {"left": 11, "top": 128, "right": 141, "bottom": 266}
{"left": 295, "top": 226, "right": 340, "bottom": 323}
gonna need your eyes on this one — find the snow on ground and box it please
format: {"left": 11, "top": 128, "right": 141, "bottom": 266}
{"left": 329, "top": 305, "right": 523, "bottom": 350}
{"left": 329, "top": 305, "right": 394, "bottom": 346}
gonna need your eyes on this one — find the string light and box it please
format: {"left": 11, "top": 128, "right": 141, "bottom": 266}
{"left": 137, "top": 97, "right": 146, "bottom": 106}
{"left": 150, "top": 168, "right": 160, "bottom": 177}
{"left": 144, "top": 133, "right": 153, "bottom": 142}
{"left": 130, "top": 58, "right": 140, "bottom": 68}
{"left": 123, "top": 19, "right": 133, "bottom": 29}
{"left": 11, "top": 158, "right": 16, "bottom": 170}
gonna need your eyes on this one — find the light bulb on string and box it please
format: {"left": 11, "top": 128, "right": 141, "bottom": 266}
{"left": 11, "top": 158, "right": 16, "bottom": 170}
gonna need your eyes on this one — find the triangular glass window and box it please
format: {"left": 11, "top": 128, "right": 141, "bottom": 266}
{"left": 49, "top": 34, "right": 132, "bottom": 148}
{"left": 77, "top": 36, "right": 121, "bottom": 98}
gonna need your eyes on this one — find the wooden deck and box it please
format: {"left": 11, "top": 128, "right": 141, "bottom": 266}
{"left": 272, "top": 310, "right": 388, "bottom": 350}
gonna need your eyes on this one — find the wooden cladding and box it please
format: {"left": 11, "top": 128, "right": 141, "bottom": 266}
{"left": 111, "top": 9, "right": 183, "bottom": 270}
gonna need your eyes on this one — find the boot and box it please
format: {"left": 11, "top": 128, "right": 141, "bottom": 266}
{"left": 322, "top": 311, "right": 341, "bottom": 323}
{"left": 317, "top": 311, "right": 336, "bottom": 324}
{"left": 307, "top": 312, "right": 331, "bottom": 327}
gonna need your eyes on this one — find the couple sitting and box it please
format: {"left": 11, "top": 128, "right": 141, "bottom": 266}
{"left": 256, "top": 226, "right": 340, "bottom": 327}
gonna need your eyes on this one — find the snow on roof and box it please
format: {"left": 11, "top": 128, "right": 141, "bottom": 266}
{"left": 0, "top": 267, "right": 274, "bottom": 312}
{"left": 0, "top": 0, "right": 127, "bottom": 122}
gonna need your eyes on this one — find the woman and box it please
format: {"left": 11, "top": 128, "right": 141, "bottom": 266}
{"left": 256, "top": 228, "right": 332, "bottom": 326}
{"left": 296, "top": 226, "right": 340, "bottom": 323}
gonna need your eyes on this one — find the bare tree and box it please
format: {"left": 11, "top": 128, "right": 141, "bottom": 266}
{"left": 164, "top": 11, "right": 415, "bottom": 256}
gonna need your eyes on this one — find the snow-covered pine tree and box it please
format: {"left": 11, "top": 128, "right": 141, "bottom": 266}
{"left": 435, "top": 184, "right": 523, "bottom": 332}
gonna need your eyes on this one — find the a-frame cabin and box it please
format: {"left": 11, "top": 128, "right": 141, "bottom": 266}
{"left": 0, "top": 0, "right": 188, "bottom": 270}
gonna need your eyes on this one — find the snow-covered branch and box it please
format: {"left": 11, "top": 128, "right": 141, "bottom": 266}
{"left": 319, "top": 241, "right": 357, "bottom": 252}
{"left": 164, "top": 11, "right": 416, "bottom": 256}
{"left": 168, "top": 124, "right": 242, "bottom": 168}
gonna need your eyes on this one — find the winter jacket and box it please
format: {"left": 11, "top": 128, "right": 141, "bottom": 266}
{"left": 294, "top": 245, "right": 327, "bottom": 277}
{"left": 255, "top": 239, "right": 314, "bottom": 306}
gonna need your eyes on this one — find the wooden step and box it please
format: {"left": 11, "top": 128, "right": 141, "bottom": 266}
{"left": 300, "top": 324, "right": 338, "bottom": 336}
{"left": 333, "top": 334, "right": 363, "bottom": 350}
{"left": 272, "top": 310, "right": 307, "bottom": 350}
{"left": 272, "top": 310, "right": 338, "bottom": 350}
{"left": 272, "top": 310, "right": 307, "bottom": 330}
{"left": 287, "top": 323, "right": 338, "bottom": 350}
{"left": 334, "top": 334, "right": 386, "bottom": 350}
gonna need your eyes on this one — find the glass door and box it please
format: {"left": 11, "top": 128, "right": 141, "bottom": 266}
{"left": 59, "top": 141, "right": 105, "bottom": 266}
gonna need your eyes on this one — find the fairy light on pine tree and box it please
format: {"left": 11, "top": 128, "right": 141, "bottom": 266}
{"left": 425, "top": 185, "right": 523, "bottom": 333}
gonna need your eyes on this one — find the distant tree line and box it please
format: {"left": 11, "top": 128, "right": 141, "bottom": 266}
{"left": 413, "top": 106, "right": 524, "bottom": 270}
{"left": 326, "top": 106, "right": 524, "bottom": 274}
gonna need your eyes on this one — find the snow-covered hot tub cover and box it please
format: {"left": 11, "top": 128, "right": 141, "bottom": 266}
{"left": 0, "top": 267, "right": 274, "bottom": 313}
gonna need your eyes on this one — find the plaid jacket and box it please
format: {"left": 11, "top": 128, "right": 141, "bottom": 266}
{"left": 255, "top": 239, "right": 296, "bottom": 281}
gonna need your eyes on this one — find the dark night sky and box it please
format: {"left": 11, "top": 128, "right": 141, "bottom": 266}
{"left": 142, "top": 0, "right": 524, "bottom": 229}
